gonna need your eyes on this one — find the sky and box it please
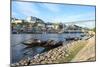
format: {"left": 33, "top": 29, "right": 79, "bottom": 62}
{"left": 12, "top": 1, "right": 95, "bottom": 28}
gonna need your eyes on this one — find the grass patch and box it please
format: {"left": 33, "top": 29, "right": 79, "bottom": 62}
{"left": 60, "top": 41, "right": 87, "bottom": 62}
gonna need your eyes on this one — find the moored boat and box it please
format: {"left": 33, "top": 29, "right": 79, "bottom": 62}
{"left": 22, "top": 39, "right": 41, "bottom": 46}
{"left": 22, "top": 39, "right": 63, "bottom": 48}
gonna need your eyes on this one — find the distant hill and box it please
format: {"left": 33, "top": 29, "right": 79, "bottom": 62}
{"left": 66, "top": 24, "right": 85, "bottom": 30}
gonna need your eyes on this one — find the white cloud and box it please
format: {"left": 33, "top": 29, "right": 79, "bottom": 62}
{"left": 49, "top": 12, "right": 95, "bottom": 28}
{"left": 41, "top": 3, "right": 60, "bottom": 13}
{"left": 13, "top": 1, "right": 40, "bottom": 17}
{"left": 47, "top": 12, "right": 95, "bottom": 23}
{"left": 63, "top": 12, "right": 95, "bottom": 28}
{"left": 64, "top": 12, "right": 95, "bottom": 23}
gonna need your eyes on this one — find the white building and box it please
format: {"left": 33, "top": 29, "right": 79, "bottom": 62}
{"left": 11, "top": 18, "right": 23, "bottom": 24}
{"left": 26, "top": 16, "right": 37, "bottom": 23}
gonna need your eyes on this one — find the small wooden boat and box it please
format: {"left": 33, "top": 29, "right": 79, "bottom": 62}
{"left": 22, "top": 39, "right": 63, "bottom": 48}
{"left": 80, "top": 34, "right": 86, "bottom": 37}
{"left": 22, "top": 39, "right": 42, "bottom": 46}
{"left": 65, "top": 37, "right": 76, "bottom": 41}
{"left": 65, "top": 37, "right": 81, "bottom": 41}
{"left": 42, "top": 40, "right": 63, "bottom": 48}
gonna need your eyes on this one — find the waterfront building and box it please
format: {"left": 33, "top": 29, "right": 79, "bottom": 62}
{"left": 46, "top": 23, "right": 54, "bottom": 29}
{"left": 26, "top": 16, "right": 46, "bottom": 32}
{"left": 26, "top": 16, "right": 37, "bottom": 23}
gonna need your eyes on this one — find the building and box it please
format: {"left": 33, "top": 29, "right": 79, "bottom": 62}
{"left": 26, "top": 16, "right": 45, "bottom": 27}
{"left": 11, "top": 18, "right": 24, "bottom": 24}
{"left": 46, "top": 23, "right": 54, "bottom": 28}
{"left": 26, "top": 16, "right": 37, "bottom": 23}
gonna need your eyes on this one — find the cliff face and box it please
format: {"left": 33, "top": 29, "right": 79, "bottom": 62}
{"left": 71, "top": 36, "right": 96, "bottom": 62}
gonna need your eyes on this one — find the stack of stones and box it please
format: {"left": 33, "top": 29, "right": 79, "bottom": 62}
{"left": 29, "top": 45, "right": 69, "bottom": 65}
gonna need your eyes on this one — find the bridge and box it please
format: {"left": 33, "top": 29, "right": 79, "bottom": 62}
{"left": 63, "top": 20, "right": 95, "bottom": 24}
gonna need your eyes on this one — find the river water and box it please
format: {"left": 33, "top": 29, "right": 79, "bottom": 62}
{"left": 11, "top": 33, "right": 84, "bottom": 63}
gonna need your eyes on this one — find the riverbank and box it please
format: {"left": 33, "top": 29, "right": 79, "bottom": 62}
{"left": 71, "top": 35, "right": 95, "bottom": 62}
{"left": 11, "top": 34, "right": 95, "bottom": 66}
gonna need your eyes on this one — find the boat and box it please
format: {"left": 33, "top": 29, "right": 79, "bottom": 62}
{"left": 65, "top": 37, "right": 82, "bottom": 41}
{"left": 22, "top": 39, "right": 63, "bottom": 48}
{"left": 22, "top": 39, "right": 42, "bottom": 46}
{"left": 80, "top": 34, "right": 86, "bottom": 37}
{"left": 65, "top": 37, "right": 76, "bottom": 41}
{"left": 42, "top": 40, "right": 63, "bottom": 48}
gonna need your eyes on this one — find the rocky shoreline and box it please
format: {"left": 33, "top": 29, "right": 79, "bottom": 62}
{"left": 11, "top": 34, "right": 95, "bottom": 66}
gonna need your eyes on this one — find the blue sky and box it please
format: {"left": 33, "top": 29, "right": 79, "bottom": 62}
{"left": 12, "top": 1, "right": 95, "bottom": 28}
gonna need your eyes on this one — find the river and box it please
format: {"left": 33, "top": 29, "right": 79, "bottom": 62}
{"left": 11, "top": 33, "right": 84, "bottom": 63}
